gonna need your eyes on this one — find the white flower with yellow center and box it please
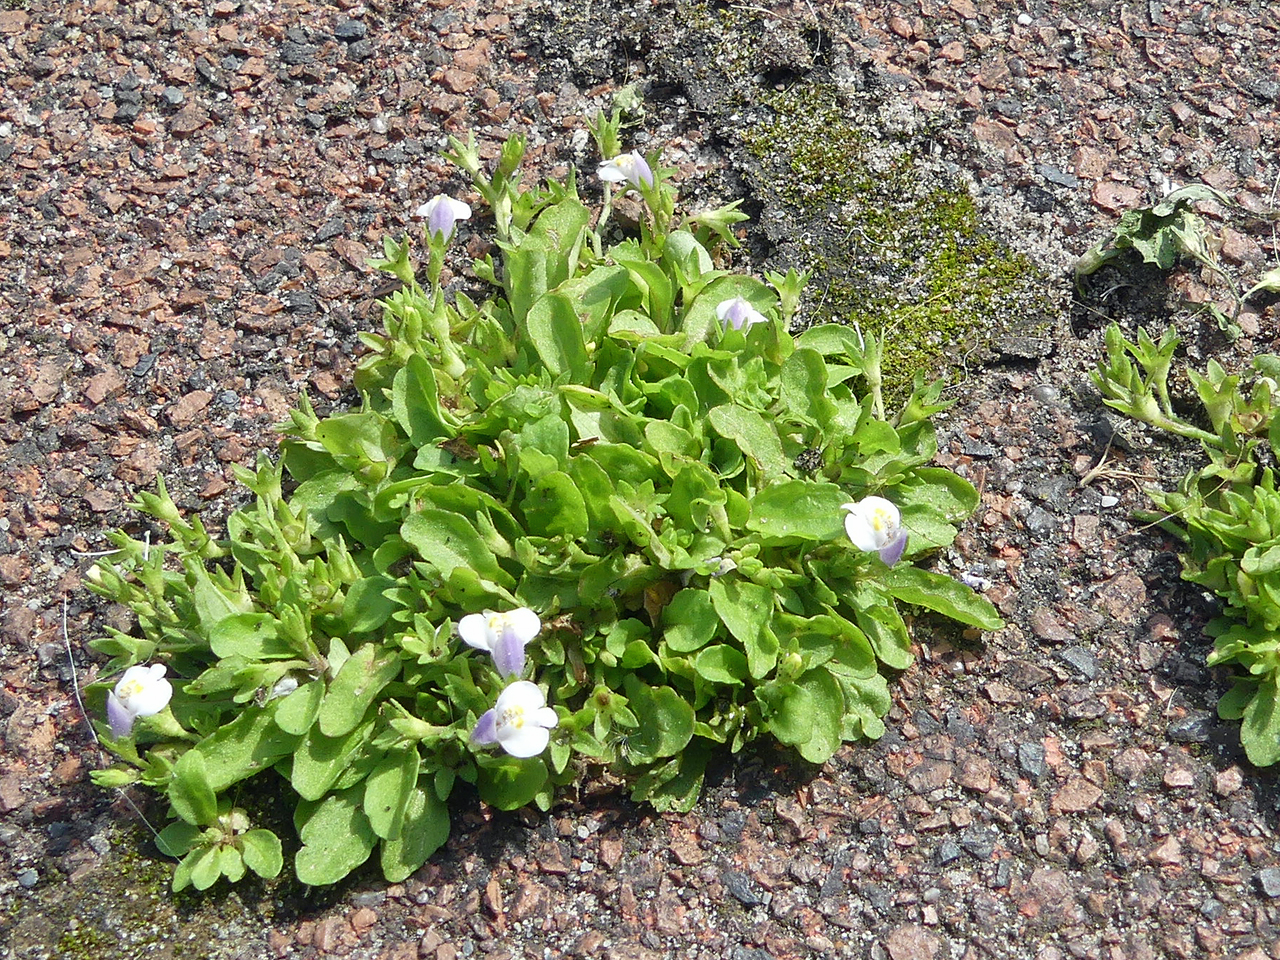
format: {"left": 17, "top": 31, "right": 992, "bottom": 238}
{"left": 597, "top": 150, "right": 654, "bottom": 191}
{"left": 841, "top": 496, "right": 909, "bottom": 565}
{"left": 470, "top": 680, "right": 559, "bottom": 758}
{"left": 458, "top": 607, "right": 541, "bottom": 678}
{"left": 106, "top": 664, "right": 173, "bottom": 738}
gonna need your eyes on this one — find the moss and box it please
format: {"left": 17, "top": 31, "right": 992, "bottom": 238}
{"left": 741, "top": 82, "right": 1058, "bottom": 396}
{"left": 10, "top": 820, "right": 312, "bottom": 960}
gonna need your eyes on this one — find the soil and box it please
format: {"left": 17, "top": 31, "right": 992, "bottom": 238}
{"left": 3, "top": 1, "right": 1280, "bottom": 959}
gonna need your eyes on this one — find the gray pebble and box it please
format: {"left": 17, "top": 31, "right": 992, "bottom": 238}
{"left": 1057, "top": 646, "right": 1099, "bottom": 680}
{"left": 351, "top": 889, "right": 386, "bottom": 908}
{"left": 1166, "top": 713, "right": 1213, "bottom": 743}
{"left": 1259, "top": 867, "right": 1280, "bottom": 898}
{"left": 722, "top": 869, "right": 763, "bottom": 907}
{"left": 1018, "top": 742, "right": 1048, "bottom": 779}
{"left": 334, "top": 19, "right": 367, "bottom": 42}
{"left": 937, "top": 839, "right": 962, "bottom": 865}
{"left": 16, "top": 869, "right": 38, "bottom": 888}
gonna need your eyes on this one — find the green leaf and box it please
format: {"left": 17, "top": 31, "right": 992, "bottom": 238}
{"left": 392, "top": 353, "right": 454, "bottom": 445}
{"left": 795, "top": 324, "right": 866, "bottom": 368}
{"left": 186, "top": 845, "right": 222, "bottom": 891}
{"left": 780, "top": 348, "right": 837, "bottom": 427}
{"left": 747, "top": 481, "right": 847, "bottom": 542}
{"left": 505, "top": 198, "right": 591, "bottom": 324}
{"left": 759, "top": 668, "right": 844, "bottom": 763}
{"left": 189, "top": 563, "right": 252, "bottom": 633}
{"left": 526, "top": 292, "right": 589, "bottom": 380}
{"left": 624, "top": 679, "right": 695, "bottom": 763}
{"left": 217, "top": 845, "right": 247, "bottom": 884}
{"left": 710, "top": 577, "right": 778, "bottom": 678}
{"left": 380, "top": 785, "right": 451, "bottom": 882}
{"left": 836, "top": 672, "right": 891, "bottom": 741}
{"left": 1240, "top": 674, "right": 1280, "bottom": 766}
{"left": 169, "top": 750, "right": 218, "bottom": 827}
{"left": 239, "top": 829, "right": 284, "bottom": 879}
{"left": 209, "top": 612, "right": 295, "bottom": 660}
{"left": 155, "top": 822, "right": 202, "bottom": 858}
{"left": 194, "top": 706, "right": 300, "bottom": 793}
{"left": 291, "top": 719, "right": 375, "bottom": 801}
{"left": 342, "top": 576, "right": 398, "bottom": 634}
{"left": 693, "top": 644, "right": 749, "bottom": 684}
{"left": 662, "top": 588, "right": 720, "bottom": 653}
{"left": 402, "top": 509, "right": 509, "bottom": 586}
{"left": 295, "top": 788, "right": 377, "bottom": 886}
{"left": 318, "top": 644, "right": 402, "bottom": 738}
{"left": 476, "top": 753, "right": 549, "bottom": 810}
{"left": 274, "top": 680, "right": 324, "bottom": 736}
{"left": 364, "top": 748, "right": 420, "bottom": 841}
{"left": 631, "top": 741, "right": 710, "bottom": 813}
{"left": 881, "top": 565, "right": 1004, "bottom": 631}
{"left": 707, "top": 404, "right": 788, "bottom": 480}
{"left": 853, "top": 600, "right": 914, "bottom": 672}
{"left": 315, "top": 412, "right": 396, "bottom": 466}
{"left": 524, "top": 471, "right": 589, "bottom": 539}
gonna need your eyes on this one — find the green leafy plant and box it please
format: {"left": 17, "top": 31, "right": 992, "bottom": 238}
{"left": 86, "top": 123, "right": 1001, "bottom": 889}
{"left": 1075, "top": 183, "right": 1280, "bottom": 339}
{"left": 1093, "top": 322, "right": 1280, "bottom": 764}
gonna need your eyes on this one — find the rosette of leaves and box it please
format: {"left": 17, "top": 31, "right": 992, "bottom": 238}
{"left": 1093, "top": 323, "right": 1280, "bottom": 764}
{"left": 86, "top": 135, "right": 1000, "bottom": 889}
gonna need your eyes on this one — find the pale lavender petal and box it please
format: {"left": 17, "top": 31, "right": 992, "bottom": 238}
{"left": 470, "top": 708, "right": 498, "bottom": 746}
{"left": 878, "top": 530, "right": 909, "bottom": 566}
{"left": 491, "top": 627, "right": 527, "bottom": 678}
{"left": 107, "top": 692, "right": 135, "bottom": 738}
{"left": 630, "top": 153, "right": 654, "bottom": 189}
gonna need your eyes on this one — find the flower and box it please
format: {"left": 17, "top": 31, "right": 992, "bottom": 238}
{"left": 470, "top": 680, "right": 559, "bottom": 758}
{"left": 458, "top": 607, "right": 541, "bottom": 678}
{"left": 414, "top": 194, "right": 472, "bottom": 241}
{"left": 716, "top": 296, "right": 768, "bottom": 331}
{"left": 597, "top": 150, "right": 654, "bottom": 191}
{"left": 841, "top": 496, "right": 909, "bottom": 565}
{"left": 106, "top": 664, "right": 173, "bottom": 738}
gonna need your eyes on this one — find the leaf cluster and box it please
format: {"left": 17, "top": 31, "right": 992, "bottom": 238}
{"left": 87, "top": 134, "right": 999, "bottom": 888}
{"left": 1093, "top": 323, "right": 1280, "bottom": 764}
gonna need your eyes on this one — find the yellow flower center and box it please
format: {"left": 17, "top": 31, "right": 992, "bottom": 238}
{"left": 499, "top": 705, "right": 526, "bottom": 730}
{"left": 118, "top": 679, "right": 145, "bottom": 700}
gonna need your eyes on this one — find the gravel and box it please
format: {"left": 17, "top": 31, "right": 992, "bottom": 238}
{"left": 2, "top": 0, "right": 1280, "bottom": 958}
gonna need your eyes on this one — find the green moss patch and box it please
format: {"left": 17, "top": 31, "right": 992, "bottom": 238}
{"left": 743, "top": 83, "right": 1058, "bottom": 392}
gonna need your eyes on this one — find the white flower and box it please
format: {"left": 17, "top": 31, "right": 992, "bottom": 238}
{"left": 470, "top": 680, "right": 559, "bottom": 758}
{"left": 597, "top": 150, "right": 654, "bottom": 190}
{"left": 458, "top": 607, "right": 541, "bottom": 678}
{"left": 414, "top": 194, "right": 472, "bottom": 241}
{"left": 106, "top": 664, "right": 173, "bottom": 738}
{"left": 841, "top": 496, "right": 909, "bottom": 565}
{"left": 716, "top": 296, "right": 768, "bottom": 331}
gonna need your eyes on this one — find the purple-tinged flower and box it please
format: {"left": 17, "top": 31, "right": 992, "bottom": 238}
{"left": 597, "top": 150, "right": 654, "bottom": 191}
{"left": 414, "top": 194, "right": 472, "bottom": 241}
{"left": 841, "top": 496, "right": 909, "bottom": 565}
{"left": 716, "top": 296, "right": 768, "bottom": 331}
{"left": 470, "top": 680, "right": 559, "bottom": 758}
{"left": 107, "top": 664, "right": 173, "bottom": 738}
{"left": 458, "top": 607, "right": 541, "bottom": 678}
